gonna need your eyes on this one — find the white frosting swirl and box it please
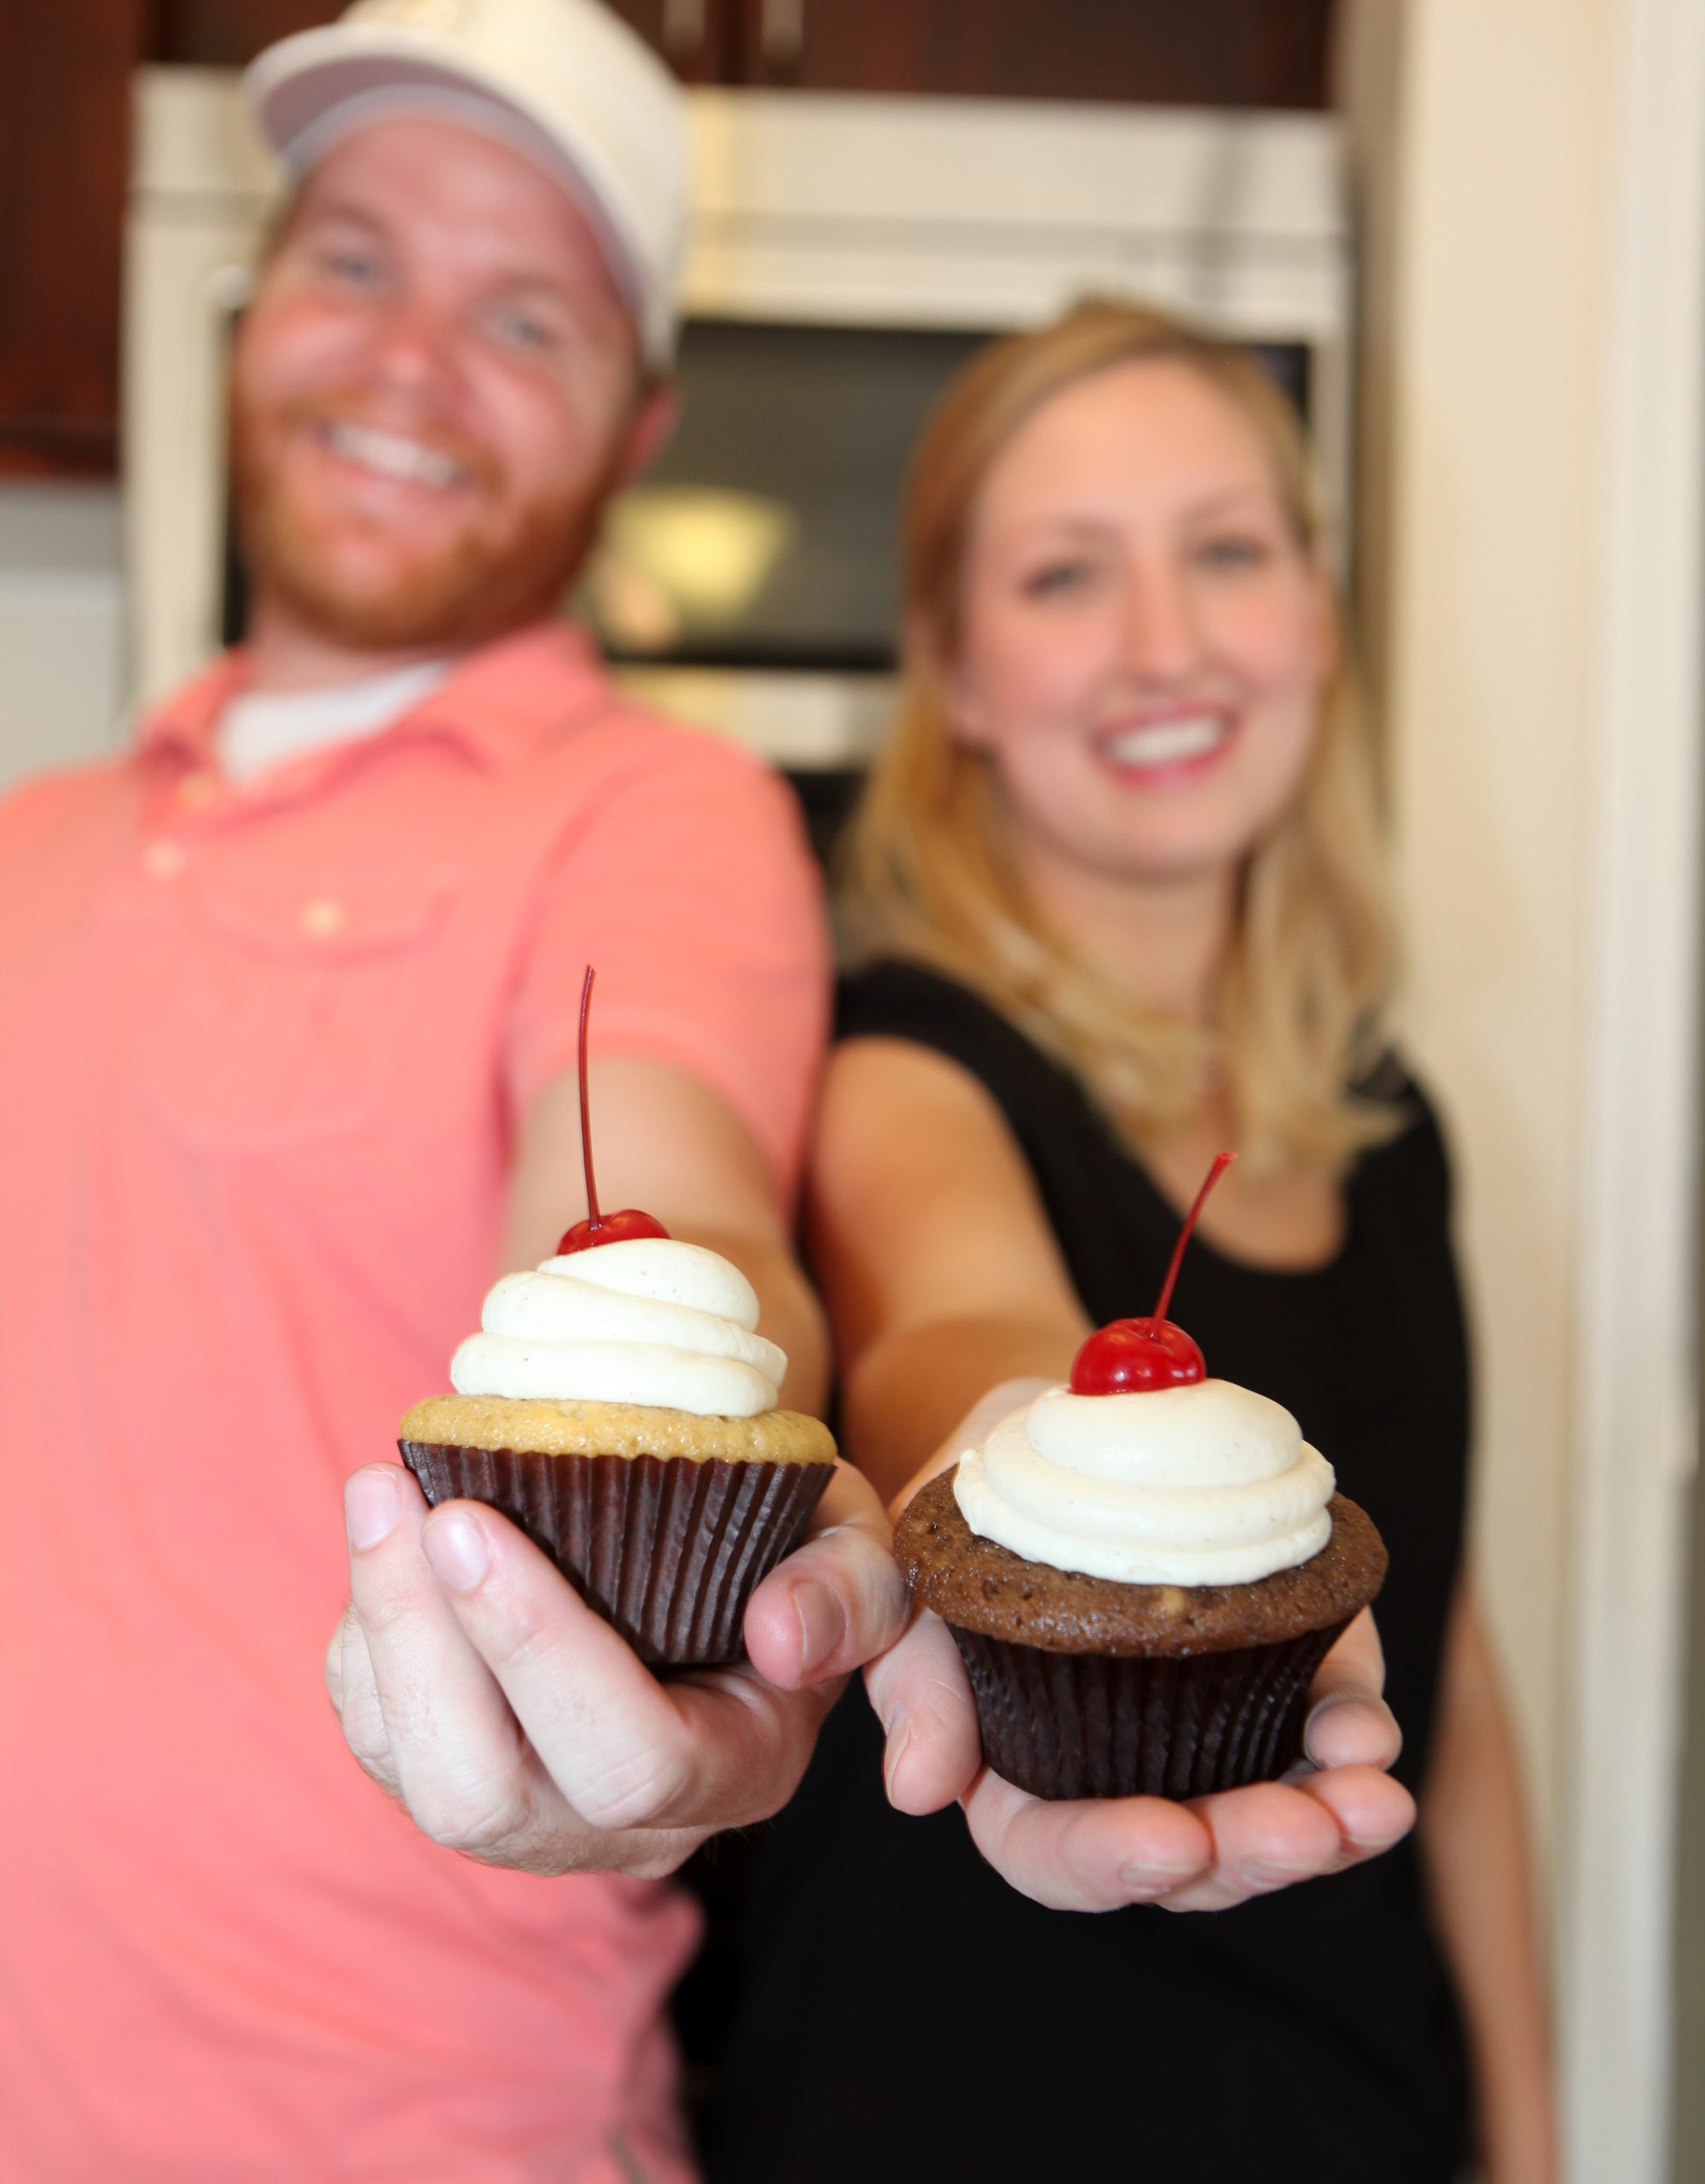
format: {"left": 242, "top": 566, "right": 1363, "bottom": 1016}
{"left": 953, "top": 1380, "right": 1333, "bottom": 1586}
{"left": 449, "top": 1239, "right": 785, "bottom": 1418}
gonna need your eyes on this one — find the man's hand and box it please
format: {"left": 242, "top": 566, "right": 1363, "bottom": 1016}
{"left": 863, "top": 1605, "right": 1414, "bottom": 1913}
{"left": 329, "top": 1458, "right": 906, "bottom": 1879}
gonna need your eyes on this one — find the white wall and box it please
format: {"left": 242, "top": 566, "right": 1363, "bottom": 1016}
{"left": 0, "top": 484, "right": 129, "bottom": 795}
{"left": 1380, "top": 0, "right": 1618, "bottom": 1866}
{"left": 1351, "top": 1, "right": 1705, "bottom": 2175}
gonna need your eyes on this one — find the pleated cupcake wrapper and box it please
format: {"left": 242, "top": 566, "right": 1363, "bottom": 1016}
{"left": 949, "top": 1618, "right": 1354, "bottom": 1800}
{"left": 399, "top": 1443, "right": 830, "bottom": 1668}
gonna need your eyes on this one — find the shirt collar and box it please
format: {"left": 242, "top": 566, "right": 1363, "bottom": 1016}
{"left": 131, "top": 621, "right": 614, "bottom": 778}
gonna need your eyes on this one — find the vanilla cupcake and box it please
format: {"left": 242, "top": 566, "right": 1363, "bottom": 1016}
{"left": 401, "top": 1236, "right": 834, "bottom": 1667}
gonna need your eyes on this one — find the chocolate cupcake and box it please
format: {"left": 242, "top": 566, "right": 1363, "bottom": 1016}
{"left": 401, "top": 1236, "right": 834, "bottom": 1667}
{"left": 895, "top": 1397, "right": 1384, "bottom": 1798}
{"left": 894, "top": 1153, "right": 1386, "bottom": 1798}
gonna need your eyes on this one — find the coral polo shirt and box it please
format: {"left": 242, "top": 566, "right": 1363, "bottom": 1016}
{"left": 0, "top": 623, "right": 829, "bottom": 2181}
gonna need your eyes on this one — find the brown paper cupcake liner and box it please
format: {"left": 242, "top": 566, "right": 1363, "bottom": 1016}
{"left": 948, "top": 1618, "right": 1354, "bottom": 1799}
{"left": 399, "top": 1442, "right": 831, "bottom": 1668}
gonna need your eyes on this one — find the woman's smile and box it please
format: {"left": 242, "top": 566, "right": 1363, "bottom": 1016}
{"left": 1091, "top": 706, "right": 1238, "bottom": 789}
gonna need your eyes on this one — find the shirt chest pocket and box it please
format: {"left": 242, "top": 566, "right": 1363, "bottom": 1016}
{"left": 147, "top": 863, "right": 455, "bottom": 1153}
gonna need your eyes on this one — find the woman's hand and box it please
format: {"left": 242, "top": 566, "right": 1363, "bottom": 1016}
{"left": 867, "top": 1392, "right": 1415, "bottom": 1914}
{"left": 328, "top": 1457, "right": 907, "bottom": 1879}
{"left": 865, "top": 1604, "right": 1413, "bottom": 1912}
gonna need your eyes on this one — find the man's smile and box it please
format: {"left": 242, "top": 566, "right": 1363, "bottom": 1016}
{"left": 316, "top": 417, "right": 475, "bottom": 494}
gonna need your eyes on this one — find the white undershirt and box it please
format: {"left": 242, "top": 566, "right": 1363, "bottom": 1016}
{"left": 216, "top": 659, "right": 451, "bottom": 785}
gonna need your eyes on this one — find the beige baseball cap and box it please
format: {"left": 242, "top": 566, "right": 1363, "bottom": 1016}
{"left": 243, "top": 0, "right": 688, "bottom": 369}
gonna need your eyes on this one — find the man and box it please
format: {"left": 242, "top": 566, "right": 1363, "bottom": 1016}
{"left": 0, "top": 4, "right": 906, "bottom": 2176}
{"left": 0, "top": 3, "right": 1413, "bottom": 2174}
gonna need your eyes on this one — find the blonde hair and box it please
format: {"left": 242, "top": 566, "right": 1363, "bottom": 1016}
{"left": 838, "top": 299, "right": 1397, "bottom": 1177}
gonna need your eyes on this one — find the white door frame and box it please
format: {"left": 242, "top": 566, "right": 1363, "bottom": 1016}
{"left": 1563, "top": 0, "right": 1705, "bottom": 2173}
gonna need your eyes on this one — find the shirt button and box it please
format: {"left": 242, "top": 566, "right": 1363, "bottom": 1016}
{"left": 299, "top": 896, "right": 346, "bottom": 938}
{"left": 143, "top": 840, "right": 185, "bottom": 880}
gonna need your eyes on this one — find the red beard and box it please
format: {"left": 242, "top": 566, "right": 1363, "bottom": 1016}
{"left": 227, "top": 387, "right": 614, "bottom": 654}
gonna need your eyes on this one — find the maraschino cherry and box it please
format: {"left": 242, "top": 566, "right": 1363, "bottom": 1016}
{"left": 1069, "top": 1151, "right": 1235, "bottom": 1394}
{"left": 555, "top": 966, "right": 671, "bottom": 1256}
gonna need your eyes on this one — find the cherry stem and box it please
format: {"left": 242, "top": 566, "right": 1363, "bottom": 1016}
{"left": 577, "top": 964, "right": 601, "bottom": 1232}
{"left": 1150, "top": 1151, "right": 1236, "bottom": 1327}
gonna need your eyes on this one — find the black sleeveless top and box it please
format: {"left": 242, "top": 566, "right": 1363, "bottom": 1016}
{"left": 691, "top": 963, "right": 1472, "bottom": 2182}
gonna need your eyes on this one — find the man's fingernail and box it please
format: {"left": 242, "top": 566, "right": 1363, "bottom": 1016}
{"left": 1241, "top": 1857, "right": 1314, "bottom": 1887}
{"left": 421, "top": 1509, "right": 489, "bottom": 1592}
{"left": 882, "top": 1722, "right": 912, "bottom": 1806}
{"left": 345, "top": 1468, "right": 400, "bottom": 1553}
{"left": 1119, "top": 1857, "right": 1206, "bottom": 1892}
{"left": 793, "top": 1579, "right": 845, "bottom": 1673}
{"left": 1305, "top": 1694, "right": 1355, "bottom": 1744}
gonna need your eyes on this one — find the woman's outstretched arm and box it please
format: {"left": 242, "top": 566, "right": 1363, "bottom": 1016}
{"left": 810, "top": 1033, "right": 1415, "bottom": 1912}
{"left": 807, "top": 1035, "right": 1090, "bottom": 1504}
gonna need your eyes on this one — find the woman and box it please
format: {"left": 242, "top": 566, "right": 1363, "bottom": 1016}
{"left": 699, "top": 303, "right": 1555, "bottom": 2182}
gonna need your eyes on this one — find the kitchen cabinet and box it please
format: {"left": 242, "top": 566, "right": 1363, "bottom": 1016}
{"left": 152, "top": 1, "right": 333, "bottom": 66}
{"left": 601, "top": 0, "right": 739, "bottom": 84}
{"left": 725, "top": 0, "right": 1333, "bottom": 105}
{"left": 149, "top": 0, "right": 1337, "bottom": 102}
{"left": 0, "top": 0, "right": 150, "bottom": 475}
{"left": 0, "top": 0, "right": 1337, "bottom": 477}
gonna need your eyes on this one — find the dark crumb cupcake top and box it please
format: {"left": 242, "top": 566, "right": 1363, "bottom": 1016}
{"left": 896, "top": 1470, "right": 1386, "bottom": 1657}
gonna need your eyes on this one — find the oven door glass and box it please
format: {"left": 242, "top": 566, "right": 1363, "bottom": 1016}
{"left": 582, "top": 318, "right": 990, "bottom": 674}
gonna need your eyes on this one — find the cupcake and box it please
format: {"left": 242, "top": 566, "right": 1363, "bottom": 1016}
{"left": 400, "top": 1234, "right": 835, "bottom": 1667}
{"left": 399, "top": 962, "right": 835, "bottom": 1669}
{"left": 892, "top": 1153, "right": 1387, "bottom": 1798}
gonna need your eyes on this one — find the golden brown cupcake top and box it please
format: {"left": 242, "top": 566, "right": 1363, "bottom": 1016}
{"left": 400, "top": 1391, "right": 835, "bottom": 1465}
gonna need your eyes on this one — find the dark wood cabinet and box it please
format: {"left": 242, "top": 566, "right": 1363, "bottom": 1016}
{"left": 129, "top": 0, "right": 1340, "bottom": 104}
{"left": 152, "top": 0, "right": 734, "bottom": 73}
{"left": 0, "top": 0, "right": 1337, "bottom": 479}
{"left": 144, "top": 0, "right": 1333, "bottom": 104}
{"left": 0, "top": 0, "right": 150, "bottom": 475}
{"left": 727, "top": 0, "right": 1333, "bottom": 106}
{"left": 153, "top": 1, "right": 332, "bottom": 67}
{"left": 601, "top": 0, "right": 740, "bottom": 84}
